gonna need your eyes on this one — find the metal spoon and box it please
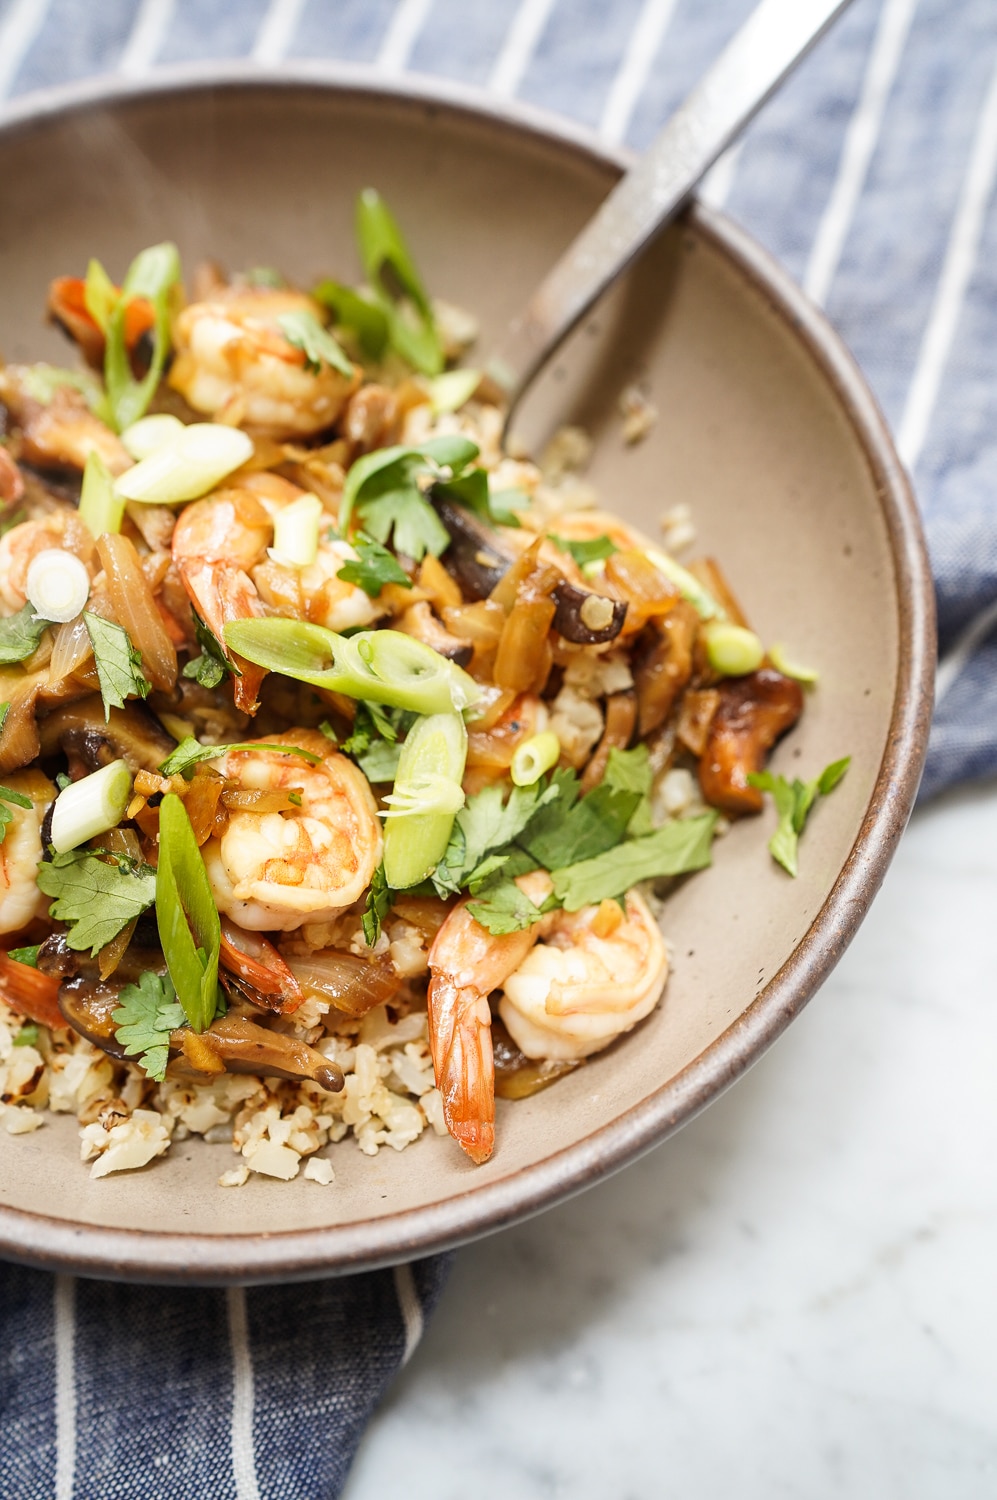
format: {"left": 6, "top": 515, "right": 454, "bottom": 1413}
{"left": 485, "top": 0, "right": 854, "bottom": 421}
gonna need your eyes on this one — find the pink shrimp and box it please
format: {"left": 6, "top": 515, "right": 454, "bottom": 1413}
{"left": 426, "top": 871, "right": 554, "bottom": 1164}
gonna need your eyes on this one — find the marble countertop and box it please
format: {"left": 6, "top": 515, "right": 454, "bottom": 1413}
{"left": 343, "top": 783, "right": 997, "bottom": 1499}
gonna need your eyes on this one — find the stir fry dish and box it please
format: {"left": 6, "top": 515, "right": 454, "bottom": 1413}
{"left": 0, "top": 193, "right": 847, "bottom": 1183}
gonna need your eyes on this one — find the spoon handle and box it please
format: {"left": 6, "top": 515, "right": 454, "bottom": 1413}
{"left": 487, "top": 0, "right": 854, "bottom": 414}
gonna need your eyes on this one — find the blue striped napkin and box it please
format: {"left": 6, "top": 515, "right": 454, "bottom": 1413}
{"left": 1, "top": 0, "right": 994, "bottom": 1493}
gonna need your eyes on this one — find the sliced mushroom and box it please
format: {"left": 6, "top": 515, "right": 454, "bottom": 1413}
{"left": 396, "top": 600, "right": 473, "bottom": 667}
{"left": 57, "top": 977, "right": 131, "bottom": 1057}
{"left": 38, "top": 696, "right": 176, "bottom": 775}
{"left": 0, "top": 365, "right": 131, "bottom": 475}
{"left": 169, "top": 1013, "right": 344, "bottom": 1092}
{"left": 432, "top": 494, "right": 627, "bottom": 645}
{"left": 698, "top": 668, "right": 805, "bottom": 814}
{"left": 632, "top": 603, "right": 698, "bottom": 737}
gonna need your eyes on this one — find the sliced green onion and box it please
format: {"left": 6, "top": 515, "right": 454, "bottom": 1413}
{"left": 49, "top": 759, "right": 132, "bottom": 853}
{"left": 428, "top": 369, "right": 480, "bottom": 415}
{"left": 25, "top": 549, "right": 90, "bottom": 624}
{"left": 382, "top": 713, "right": 467, "bottom": 889}
{"left": 268, "top": 494, "right": 323, "bottom": 569}
{"left": 83, "top": 257, "right": 117, "bottom": 334}
{"left": 702, "top": 621, "right": 765, "bottom": 677}
{"left": 769, "top": 642, "right": 819, "bottom": 685}
{"left": 645, "top": 546, "right": 723, "bottom": 621}
{"left": 115, "top": 423, "right": 253, "bottom": 505}
{"left": 156, "top": 792, "right": 220, "bottom": 1033}
{"left": 277, "top": 310, "right": 354, "bottom": 378}
{"left": 224, "top": 618, "right": 481, "bottom": 715}
{"left": 103, "top": 242, "right": 182, "bottom": 433}
{"left": 120, "top": 412, "right": 185, "bottom": 460}
{"left": 356, "top": 188, "right": 443, "bottom": 376}
{"left": 78, "top": 450, "right": 125, "bottom": 538}
{"left": 510, "top": 730, "right": 560, "bottom": 787}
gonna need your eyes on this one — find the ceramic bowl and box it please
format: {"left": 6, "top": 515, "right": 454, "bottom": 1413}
{"left": 0, "top": 68, "right": 934, "bottom": 1283}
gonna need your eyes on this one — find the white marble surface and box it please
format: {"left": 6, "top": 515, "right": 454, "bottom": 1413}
{"left": 343, "top": 783, "right": 997, "bottom": 1500}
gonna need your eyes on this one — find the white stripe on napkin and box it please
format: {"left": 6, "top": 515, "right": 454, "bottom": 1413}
{"left": 936, "top": 597, "right": 997, "bottom": 705}
{"left": 393, "top": 1263, "right": 424, "bottom": 1365}
{"left": 804, "top": 0, "right": 919, "bottom": 306}
{"left": 252, "top": 0, "right": 308, "bottom": 66}
{"left": 897, "top": 42, "right": 997, "bottom": 470}
{"left": 599, "top": 0, "right": 679, "bottom": 146}
{"left": 227, "top": 1287, "right": 262, "bottom": 1500}
{"left": 54, "top": 1275, "right": 76, "bottom": 1500}
{"left": 0, "top": 0, "right": 52, "bottom": 102}
{"left": 119, "top": 0, "right": 174, "bottom": 77}
{"left": 489, "top": 0, "right": 557, "bottom": 98}
{"left": 377, "top": 0, "right": 435, "bottom": 73}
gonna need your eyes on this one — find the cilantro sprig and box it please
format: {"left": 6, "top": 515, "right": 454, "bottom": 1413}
{"left": 0, "top": 784, "right": 34, "bottom": 846}
{"left": 158, "top": 737, "right": 321, "bottom": 779}
{"left": 337, "top": 435, "right": 481, "bottom": 562}
{"left": 748, "top": 757, "right": 851, "bottom": 877}
{"left": 183, "top": 612, "right": 236, "bottom": 690}
{"left": 277, "top": 309, "right": 354, "bottom": 378}
{"left": 336, "top": 533, "right": 412, "bottom": 599}
{"left": 549, "top": 533, "right": 618, "bottom": 567}
{"left": 83, "top": 612, "right": 151, "bottom": 720}
{"left": 36, "top": 847, "right": 157, "bottom": 955}
{"left": 0, "top": 605, "right": 52, "bottom": 665}
{"left": 112, "top": 970, "right": 186, "bottom": 1082}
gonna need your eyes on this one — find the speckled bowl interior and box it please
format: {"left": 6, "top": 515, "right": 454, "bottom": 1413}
{"left": 0, "top": 71, "right": 933, "bottom": 1283}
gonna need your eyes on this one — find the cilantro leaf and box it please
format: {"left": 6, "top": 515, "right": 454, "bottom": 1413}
{"left": 603, "top": 744, "right": 654, "bottom": 836}
{"left": 551, "top": 813, "right": 718, "bottom": 911}
{"left": 37, "top": 848, "right": 157, "bottom": 955}
{"left": 158, "top": 737, "right": 321, "bottom": 778}
{"left": 466, "top": 877, "right": 554, "bottom": 935}
{"left": 362, "top": 864, "right": 393, "bottom": 946}
{"left": 7, "top": 945, "right": 40, "bottom": 967}
{"left": 748, "top": 756, "right": 851, "bottom": 877}
{"left": 336, "top": 533, "right": 412, "bottom": 598}
{"left": 0, "top": 783, "right": 35, "bottom": 847}
{"left": 83, "top": 612, "right": 151, "bottom": 720}
{"left": 434, "top": 468, "right": 522, "bottom": 529}
{"left": 549, "top": 533, "right": 618, "bottom": 567}
{"left": 13, "top": 1023, "right": 38, "bottom": 1047}
{"left": 112, "top": 970, "right": 186, "bottom": 1082}
{"left": 431, "top": 777, "right": 559, "bottom": 897}
{"left": 338, "top": 436, "right": 480, "bottom": 561}
{"left": 356, "top": 739, "right": 402, "bottom": 783}
{"left": 277, "top": 309, "right": 354, "bottom": 378}
{"left": 517, "top": 770, "right": 639, "bottom": 870}
{"left": 312, "top": 280, "right": 389, "bottom": 360}
{"left": 0, "top": 605, "right": 51, "bottom": 665}
{"left": 182, "top": 611, "right": 236, "bottom": 690}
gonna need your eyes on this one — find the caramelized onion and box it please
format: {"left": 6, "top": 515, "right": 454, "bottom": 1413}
{"left": 286, "top": 950, "right": 400, "bottom": 1019}
{"left": 49, "top": 614, "right": 94, "bottom": 681}
{"left": 95, "top": 532, "right": 178, "bottom": 691}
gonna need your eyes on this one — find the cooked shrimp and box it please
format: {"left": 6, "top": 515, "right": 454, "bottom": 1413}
{"left": 168, "top": 286, "right": 360, "bottom": 438}
{"left": 0, "top": 770, "right": 56, "bottom": 934}
{"left": 499, "top": 889, "right": 669, "bottom": 1061}
{"left": 427, "top": 870, "right": 555, "bottom": 1164}
{"left": 0, "top": 366, "right": 131, "bottom": 475}
{"left": 171, "top": 472, "right": 385, "bottom": 709}
{"left": 201, "top": 730, "right": 382, "bottom": 932}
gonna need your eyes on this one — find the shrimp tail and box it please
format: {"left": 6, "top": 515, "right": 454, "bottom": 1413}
{"left": 177, "top": 558, "right": 267, "bottom": 712}
{"left": 427, "top": 974, "right": 495, "bottom": 1165}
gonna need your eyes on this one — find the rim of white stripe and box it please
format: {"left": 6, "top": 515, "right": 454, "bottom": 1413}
{"left": 804, "top": 0, "right": 919, "bottom": 307}
{"left": 897, "top": 43, "right": 997, "bottom": 471}
{"left": 252, "top": 0, "right": 309, "bottom": 67}
{"left": 377, "top": 0, "right": 435, "bottom": 74}
{"left": 599, "top": 0, "right": 680, "bottom": 146}
{"left": 489, "top": 0, "right": 557, "bottom": 99}
{"left": 393, "top": 1262, "right": 424, "bottom": 1364}
{"left": 227, "top": 1287, "right": 262, "bottom": 1500}
{"left": 119, "top": 0, "right": 174, "bottom": 78}
{"left": 935, "top": 596, "right": 997, "bottom": 704}
{"left": 0, "top": 0, "right": 53, "bottom": 103}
